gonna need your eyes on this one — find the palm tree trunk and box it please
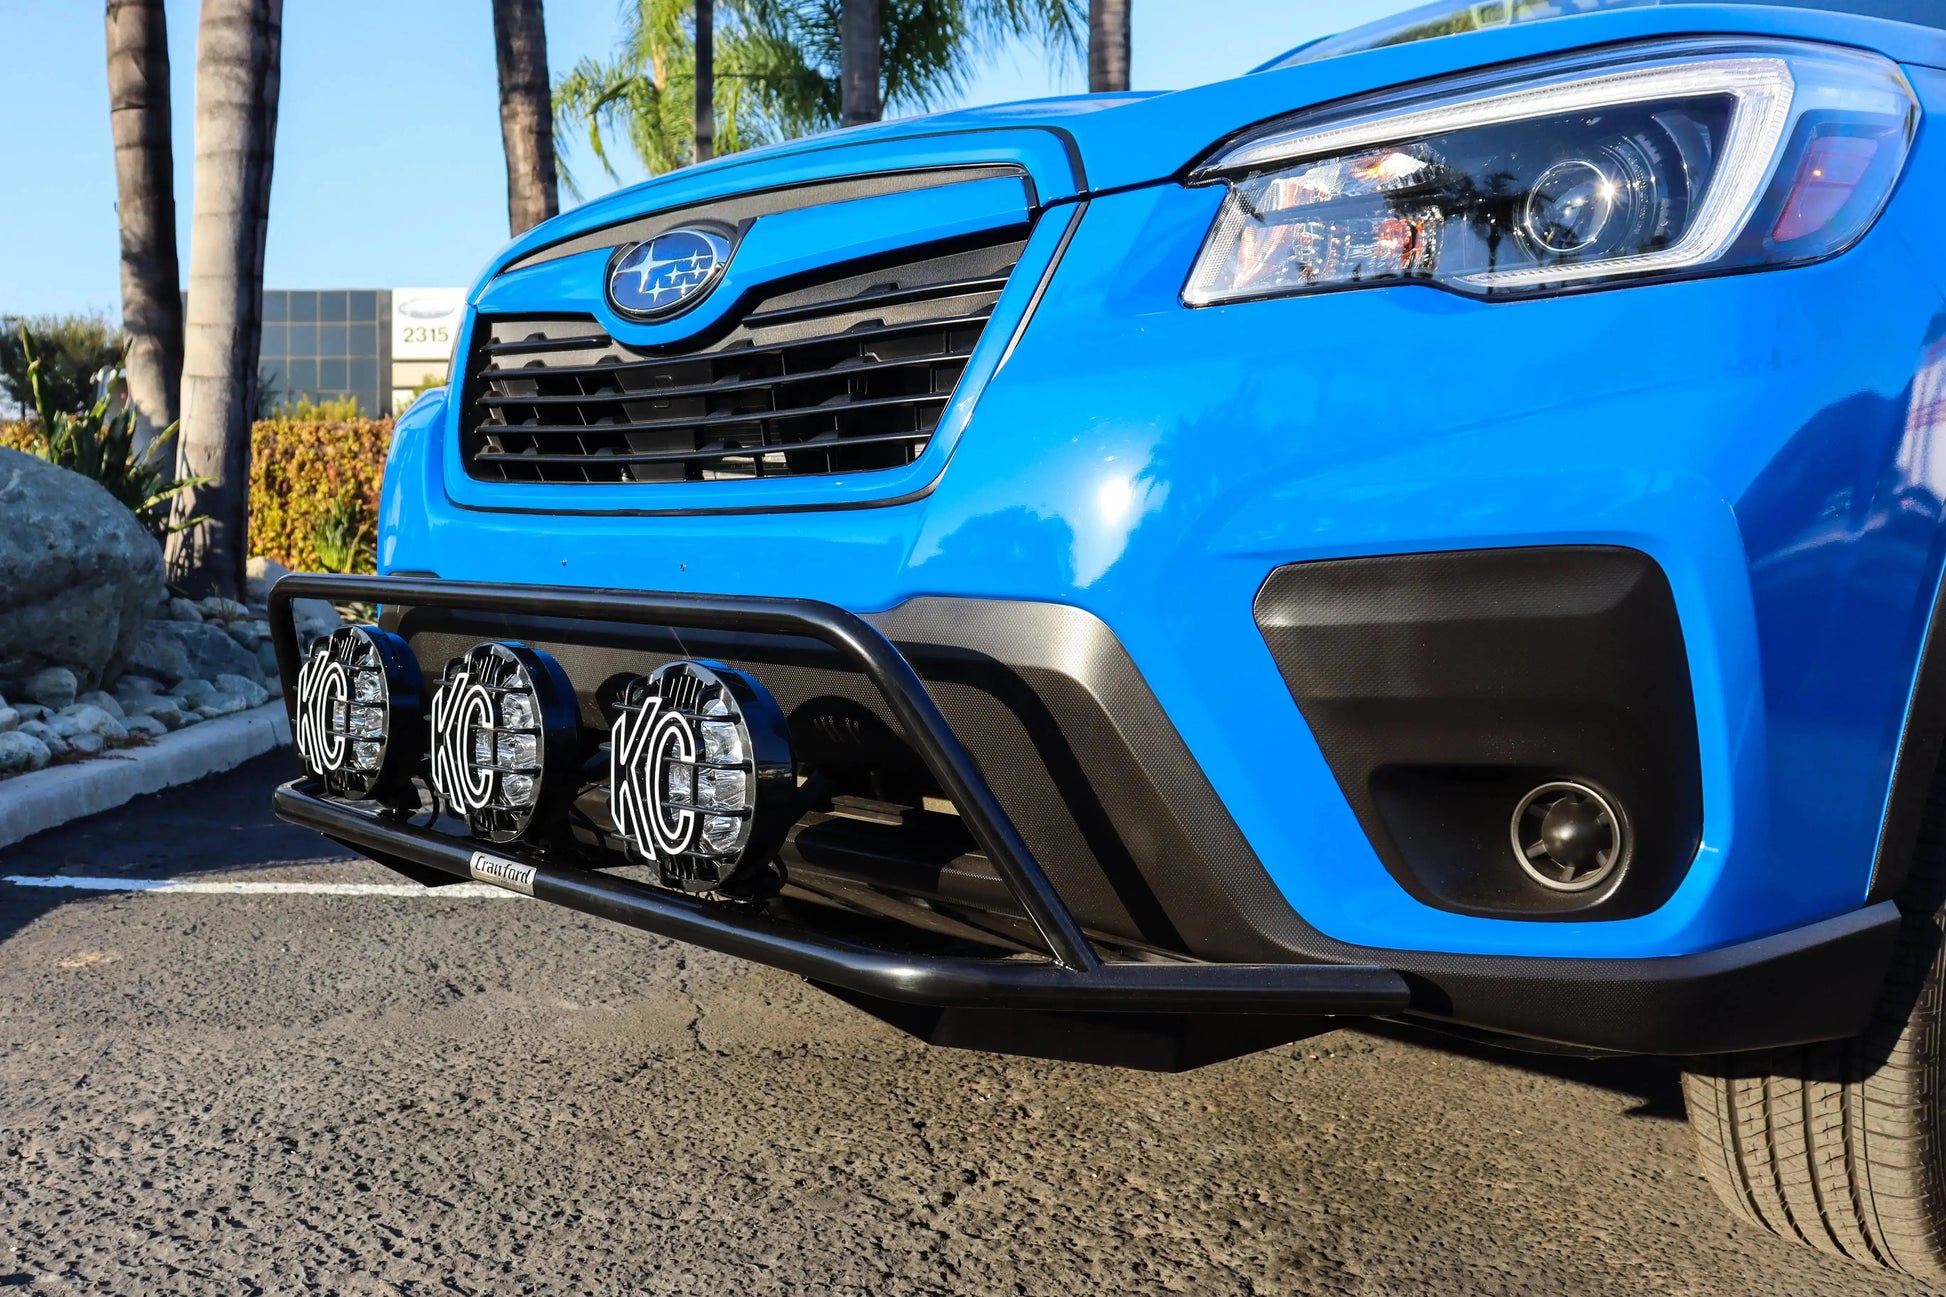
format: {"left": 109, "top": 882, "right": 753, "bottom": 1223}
{"left": 840, "top": 0, "right": 881, "bottom": 126}
{"left": 492, "top": 0, "right": 559, "bottom": 235}
{"left": 166, "top": 0, "right": 282, "bottom": 601}
{"left": 694, "top": 0, "right": 715, "bottom": 163}
{"left": 1089, "top": 0, "right": 1130, "bottom": 93}
{"left": 105, "top": 0, "right": 183, "bottom": 460}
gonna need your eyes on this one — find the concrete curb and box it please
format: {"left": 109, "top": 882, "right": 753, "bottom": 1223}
{"left": 0, "top": 702, "right": 291, "bottom": 849}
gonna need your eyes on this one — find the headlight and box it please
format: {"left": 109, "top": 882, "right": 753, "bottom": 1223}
{"left": 1184, "top": 40, "right": 1917, "bottom": 303}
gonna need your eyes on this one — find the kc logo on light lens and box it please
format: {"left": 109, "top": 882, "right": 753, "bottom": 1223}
{"left": 428, "top": 641, "right": 577, "bottom": 843}
{"left": 609, "top": 660, "right": 793, "bottom": 894}
{"left": 294, "top": 625, "right": 421, "bottom": 800}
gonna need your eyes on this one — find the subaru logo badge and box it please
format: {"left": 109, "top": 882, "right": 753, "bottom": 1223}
{"left": 605, "top": 226, "right": 732, "bottom": 320}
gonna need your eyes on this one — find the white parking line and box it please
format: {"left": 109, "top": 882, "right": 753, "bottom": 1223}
{"left": 2, "top": 875, "right": 519, "bottom": 898}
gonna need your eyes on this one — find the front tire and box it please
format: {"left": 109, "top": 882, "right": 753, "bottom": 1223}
{"left": 1683, "top": 787, "right": 1946, "bottom": 1278}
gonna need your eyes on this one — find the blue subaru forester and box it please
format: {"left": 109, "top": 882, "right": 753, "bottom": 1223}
{"left": 273, "top": 0, "right": 1946, "bottom": 1277}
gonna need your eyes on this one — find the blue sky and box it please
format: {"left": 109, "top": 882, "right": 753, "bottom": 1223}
{"left": 0, "top": 0, "right": 1416, "bottom": 318}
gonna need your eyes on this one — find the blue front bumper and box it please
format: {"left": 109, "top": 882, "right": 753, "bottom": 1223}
{"left": 384, "top": 153, "right": 1946, "bottom": 967}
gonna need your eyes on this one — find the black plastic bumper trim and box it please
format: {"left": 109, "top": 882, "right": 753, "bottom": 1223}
{"left": 273, "top": 781, "right": 1413, "bottom": 1016}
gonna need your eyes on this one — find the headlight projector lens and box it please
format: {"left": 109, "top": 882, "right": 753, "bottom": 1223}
{"left": 294, "top": 625, "right": 423, "bottom": 800}
{"left": 609, "top": 660, "right": 794, "bottom": 894}
{"left": 429, "top": 641, "right": 579, "bottom": 842}
{"left": 1511, "top": 781, "right": 1629, "bottom": 893}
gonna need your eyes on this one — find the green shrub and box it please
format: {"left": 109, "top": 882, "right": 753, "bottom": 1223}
{"left": 311, "top": 494, "right": 374, "bottom": 574}
{"left": 248, "top": 417, "right": 390, "bottom": 572}
{"left": 13, "top": 325, "right": 204, "bottom": 543}
{"left": 0, "top": 314, "right": 121, "bottom": 417}
{"left": 273, "top": 393, "right": 366, "bottom": 421}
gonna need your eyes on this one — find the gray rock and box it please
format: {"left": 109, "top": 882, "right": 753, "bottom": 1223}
{"left": 0, "top": 707, "right": 15, "bottom": 734}
{"left": 73, "top": 690, "right": 125, "bottom": 719}
{"left": 122, "top": 715, "right": 168, "bottom": 741}
{"left": 246, "top": 556, "right": 292, "bottom": 604}
{"left": 199, "top": 596, "right": 251, "bottom": 622}
{"left": 64, "top": 731, "right": 105, "bottom": 756}
{"left": 149, "top": 704, "right": 189, "bottom": 730}
{"left": 213, "top": 674, "right": 269, "bottom": 708}
{"left": 121, "top": 696, "right": 189, "bottom": 730}
{"left": 0, "top": 731, "right": 52, "bottom": 774}
{"left": 0, "top": 448, "right": 165, "bottom": 692}
{"left": 16, "top": 720, "right": 67, "bottom": 758}
{"left": 255, "top": 641, "right": 281, "bottom": 679}
{"left": 196, "top": 692, "right": 250, "bottom": 719}
{"left": 175, "top": 678, "right": 216, "bottom": 704}
{"left": 22, "top": 667, "right": 78, "bottom": 712}
{"left": 0, "top": 735, "right": 48, "bottom": 771}
{"left": 52, "top": 704, "right": 127, "bottom": 742}
{"left": 166, "top": 597, "right": 204, "bottom": 623}
{"left": 113, "top": 674, "right": 162, "bottom": 697}
{"left": 292, "top": 598, "right": 342, "bottom": 645}
{"left": 13, "top": 703, "right": 47, "bottom": 723}
{"left": 126, "top": 623, "right": 193, "bottom": 687}
{"left": 225, "top": 622, "right": 260, "bottom": 649}
{"left": 134, "top": 621, "right": 262, "bottom": 687}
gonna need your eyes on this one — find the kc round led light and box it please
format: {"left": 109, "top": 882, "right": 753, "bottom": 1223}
{"left": 429, "top": 642, "right": 580, "bottom": 842}
{"left": 294, "top": 625, "right": 423, "bottom": 800}
{"left": 609, "top": 660, "right": 794, "bottom": 894}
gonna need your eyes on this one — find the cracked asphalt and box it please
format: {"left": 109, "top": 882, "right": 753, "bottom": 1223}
{"left": 0, "top": 754, "right": 1936, "bottom": 1295}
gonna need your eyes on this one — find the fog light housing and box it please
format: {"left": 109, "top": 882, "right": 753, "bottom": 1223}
{"left": 429, "top": 641, "right": 579, "bottom": 842}
{"left": 294, "top": 625, "right": 423, "bottom": 800}
{"left": 609, "top": 660, "right": 794, "bottom": 893}
{"left": 1511, "top": 781, "right": 1628, "bottom": 892}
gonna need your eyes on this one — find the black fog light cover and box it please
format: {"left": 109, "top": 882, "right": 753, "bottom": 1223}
{"left": 609, "top": 660, "right": 795, "bottom": 894}
{"left": 294, "top": 625, "right": 424, "bottom": 800}
{"left": 428, "top": 641, "right": 580, "bottom": 842}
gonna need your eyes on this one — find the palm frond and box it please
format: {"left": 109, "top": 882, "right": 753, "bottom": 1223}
{"left": 554, "top": 0, "right": 1086, "bottom": 180}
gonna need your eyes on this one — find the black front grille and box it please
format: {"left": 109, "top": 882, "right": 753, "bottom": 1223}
{"left": 462, "top": 237, "right": 1026, "bottom": 484}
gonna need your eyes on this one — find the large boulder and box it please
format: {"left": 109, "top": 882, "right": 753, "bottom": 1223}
{"left": 0, "top": 448, "right": 165, "bottom": 692}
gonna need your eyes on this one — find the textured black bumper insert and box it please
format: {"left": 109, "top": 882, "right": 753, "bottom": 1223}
{"left": 1256, "top": 546, "right": 1704, "bottom": 920}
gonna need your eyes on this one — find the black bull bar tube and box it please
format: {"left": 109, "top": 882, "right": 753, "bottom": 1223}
{"left": 267, "top": 573, "right": 1411, "bottom": 1017}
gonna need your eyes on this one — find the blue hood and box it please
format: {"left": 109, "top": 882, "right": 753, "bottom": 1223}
{"left": 487, "top": 1, "right": 1943, "bottom": 287}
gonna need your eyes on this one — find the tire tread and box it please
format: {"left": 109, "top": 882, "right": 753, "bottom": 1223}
{"left": 1684, "top": 783, "right": 1946, "bottom": 1279}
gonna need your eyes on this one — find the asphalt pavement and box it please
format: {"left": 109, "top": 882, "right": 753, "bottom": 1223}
{"left": 0, "top": 753, "right": 1935, "bottom": 1296}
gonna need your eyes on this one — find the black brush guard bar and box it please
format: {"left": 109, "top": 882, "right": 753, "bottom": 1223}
{"left": 267, "top": 574, "right": 1411, "bottom": 1017}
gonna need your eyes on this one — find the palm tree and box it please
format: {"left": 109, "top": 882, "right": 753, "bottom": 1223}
{"left": 695, "top": 0, "right": 716, "bottom": 159}
{"left": 1088, "top": 0, "right": 1128, "bottom": 92}
{"left": 555, "top": 0, "right": 1083, "bottom": 182}
{"left": 165, "top": 0, "right": 282, "bottom": 600}
{"left": 493, "top": 0, "right": 561, "bottom": 234}
{"left": 105, "top": 0, "right": 183, "bottom": 459}
{"left": 841, "top": 0, "right": 881, "bottom": 125}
